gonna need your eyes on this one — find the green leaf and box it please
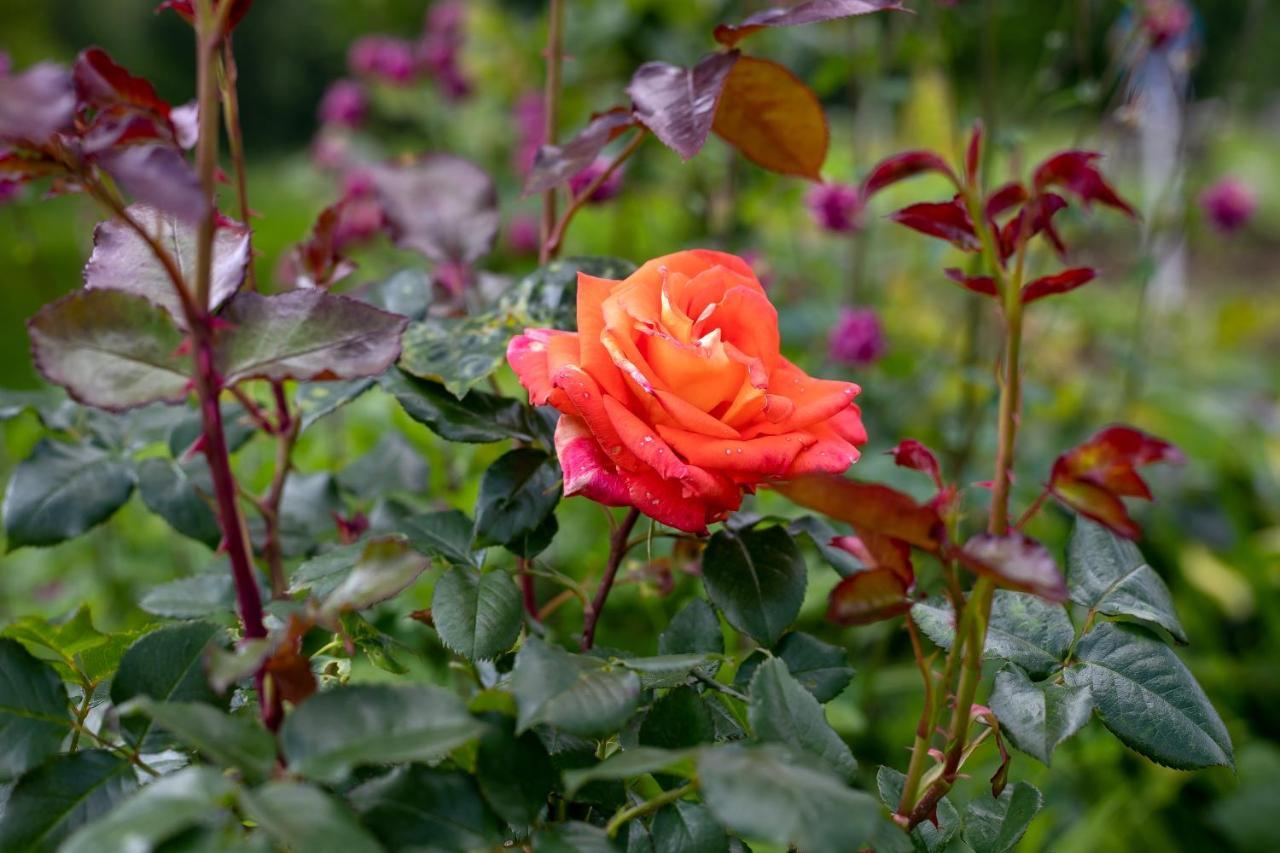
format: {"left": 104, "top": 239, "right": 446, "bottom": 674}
{"left": 701, "top": 526, "right": 806, "bottom": 647}
{"left": 473, "top": 713, "right": 556, "bottom": 827}
{"left": 0, "top": 750, "right": 137, "bottom": 852}
{"left": 236, "top": 782, "right": 382, "bottom": 853}
{"left": 27, "top": 289, "right": 189, "bottom": 411}
{"left": 1066, "top": 622, "right": 1233, "bottom": 769}
{"left": 747, "top": 658, "right": 857, "bottom": 781}
{"left": 399, "top": 312, "right": 523, "bottom": 398}
{"left": 512, "top": 637, "right": 641, "bottom": 737}
{"left": 658, "top": 599, "right": 724, "bottom": 656}
{"left": 319, "top": 536, "right": 430, "bottom": 616}
{"left": 60, "top": 766, "right": 237, "bottom": 853}
{"left": 0, "top": 639, "right": 70, "bottom": 782}
{"left": 472, "top": 448, "right": 562, "bottom": 550}
{"left": 216, "top": 290, "right": 408, "bottom": 385}
{"left": 497, "top": 256, "right": 636, "bottom": 330}
{"left": 2, "top": 439, "right": 135, "bottom": 550}
{"left": 360, "top": 269, "right": 431, "bottom": 321}
{"left": 535, "top": 821, "right": 623, "bottom": 853}
{"left": 431, "top": 566, "right": 524, "bottom": 661}
{"left": 620, "top": 654, "right": 720, "bottom": 690}
{"left": 296, "top": 378, "right": 375, "bottom": 431}
{"left": 380, "top": 367, "right": 542, "bottom": 444}
{"left": 136, "top": 457, "right": 221, "bottom": 547}
{"left": 119, "top": 698, "right": 276, "bottom": 781}
{"left": 962, "top": 782, "right": 1044, "bottom": 853}
{"left": 140, "top": 571, "right": 236, "bottom": 620}
{"left": 875, "top": 766, "right": 961, "bottom": 853}
{"left": 911, "top": 591, "right": 1074, "bottom": 680}
{"left": 562, "top": 747, "right": 699, "bottom": 796}
{"left": 1066, "top": 517, "right": 1187, "bottom": 643}
{"left": 280, "top": 684, "right": 486, "bottom": 783}
{"left": 339, "top": 612, "right": 410, "bottom": 675}
{"left": 110, "top": 621, "right": 226, "bottom": 751}
{"left": 337, "top": 433, "right": 429, "bottom": 499}
{"left": 652, "top": 800, "right": 729, "bottom": 853}
{"left": 399, "top": 509, "right": 486, "bottom": 568}
{"left": 350, "top": 764, "right": 503, "bottom": 851}
{"left": 0, "top": 607, "right": 129, "bottom": 685}
{"left": 987, "top": 664, "right": 1092, "bottom": 766}
{"left": 289, "top": 543, "right": 365, "bottom": 600}
{"left": 698, "top": 744, "right": 878, "bottom": 853}
{"left": 732, "top": 632, "right": 854, "bottom": 703}
{"left": 167, "top": 403, "right": 255, "bottom": 457}
{"left": 639, "top": 685, "right": 717, "bottom": 750}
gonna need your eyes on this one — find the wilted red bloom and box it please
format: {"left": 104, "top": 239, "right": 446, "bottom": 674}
{"left": 506, "top": 214, "right": 540, "bottom": 256}
{"left": 1141, "top": 0, "right": 1193, "bottom": 49}
{"left": 348, "top": 36, "right": 418, "bottom": 85}
{"left": 1049, "top": 425, "right": 1184, "bottom": 539}
{"left": 507, "top": 250, "right": 866, "bottom": 533}
{"left": 807, "top": 182, "right": 863, "bottom": 233}
{"left": 828, "top": 307, "right": 886, "bottom": 366}
{"left": 568, "top": 156, "right": 624, "bottom": 203}
{"left": 890, "top": 439, "right": 943, "bottom": 488}
{"left": 1200, "top": 177, "right": 1256, "bottom": 234}
{"left": 317, "top": 79, "right": 368, "bottom": 128}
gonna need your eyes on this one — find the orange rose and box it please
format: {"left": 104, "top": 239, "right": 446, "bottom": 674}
{"left": 507, "top": 250, "right": 866, "bottom": 533}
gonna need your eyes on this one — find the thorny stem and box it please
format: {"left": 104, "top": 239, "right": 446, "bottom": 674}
{"left": 581, "top": 508, "right": 642, "bottom": 650}
{"left": 259, "top": 381, "right": 299, "bottom": 598}
{"left": 193, "top": 0, "right": 222, "bottom": 310}
{"left": 544, "top": 129, "right": 648, "bottom": 258}
{"left": 538, "top": 0, "right": 565, "bottom": 264}
{"left": 605, "top": 781, "right": 698, "bottom": 838}
{"left": 1014, "top": 487, "right": 1051, "bottom": 531}
{"left": 68, "top": 687, "right": 94, "bottom": 752}
{"left": 897, "top": 618, "right": 937, "bottom": 816}
{"left": 218, "top": 36, "right": 257, "bottom": 290}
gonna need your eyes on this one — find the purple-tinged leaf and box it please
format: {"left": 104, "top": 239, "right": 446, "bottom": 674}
{"left": 889, "top": 198, "right": 980, "bottom": 251}
{"left": 1033, "top": 151, "right": 1136, "bottom": 218}
{"left": 216, "top": 290, "right": 408, "bottom": 385}
{"left": 999, "top": 193, "right": 1068, "bottom": 261}
{"left": 0, "top": 62, "right": 75, "bottom": 144}
{"left": 372, "top": 154, "right": 498, "bottom": 265}
{"left": 1021, "top": 267, "right": 1096, "bottom": 304}
{"left": 83, "top": 204, "right": 249, "bottom": 325}
{"left": 958, "top": 533, "right": 1068, "bottom": 602}
{"left": 28, "top": 289, "right": 189, "bottom": 412}
{"left": 861, "top": 150, "right": 957, "bottom": 197}
{"left": 81, "top": 109, "right": 171, "bottom": 154}
{"left": 627, "top": 52, "right": 738, "bottom": 161}
{"left": 97, "top": 144, "right": 208, "bottom": 223}
{"left": 524, "top": 108, "right": 635, "bottom": 196}
{"left": 715, "top": 0, "right": 906, "bottom": 47}
{"left": 827, "top": 569, "right": 912, "bottom": 626}
{"left": 984, "top": 182, "right": 1027, "bottom": 220}
{"left": 965, "top": 122, "right": 983, "bottom": 186}
{"left": 73, "top": 48, "right": 171, "bottom": 119}
{"left": 943, "top": 267, "right": 998, "bottom": 298}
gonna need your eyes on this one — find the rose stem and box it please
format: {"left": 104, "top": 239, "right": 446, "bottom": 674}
{"left": 544, "top": 129, "right": 647, "bottom": 257}
{"left": 581, "top": 507, "right": 642, "bottom": 650}
{"left": 537, "top": 0, "right": 565, "bottom": 265}
{"left": 218, "top": 35, "right": 256, "bottom": 291}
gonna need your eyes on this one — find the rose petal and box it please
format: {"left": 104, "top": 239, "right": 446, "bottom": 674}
{"left": 655, "top": 424, "right": 811, "bottom": 476}
{"left": 555, "top": 416, "right": 630, "bottom": 506}
{"left": 576, "top": 272, "right": 630, "bottom": 400}
{"left": 602, "top": 394, "right": 690, "bottom": 480}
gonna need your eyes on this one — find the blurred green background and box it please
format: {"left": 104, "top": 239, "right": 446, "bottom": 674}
{"left": 1, "top": 1, "right": 1278, "bottom": 850}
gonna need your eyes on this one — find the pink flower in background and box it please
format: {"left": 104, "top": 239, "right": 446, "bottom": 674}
{"left": 829, "top": 308, "right": 886, "bottom": 366}
{"left": 738, "top": 250, "right": 776, "bottom": 290}
{"left": 435, "top": 261, "right": 471, "bottom": 297}
{"left": 0, "top": 179, "right": 20, "bottom": 204}
{"left": 568, "top": 157, "right": 624, "bottom": 203}
{"left": 513, "top": 91, "right": 546, "bottom": 177}
{"left": 1141, "top": 0, "right": 1193, "bottom": 49}
{"left": 1200, "top": 177, "right": 1257, "bottom": 234}
{"left": 0, "top": 52, "right": 10, "bottom": 77}
{"left": 807, "top": 182, "right": 864, "bottom": 234}
{"left": 348, "top": 36, "right": 418, "bottom": 85}
{"left": 419, "top": 0, "right": 471, "bottom": 100}
{"left": 318, "top": 79, "right": 368, "bottom": 128}
{"left": 507, "top": 214, "right": 540, "bottom": 256}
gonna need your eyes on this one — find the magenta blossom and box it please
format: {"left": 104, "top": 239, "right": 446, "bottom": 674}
{"left": 348, "top": 36, "right": 418, "bottom": 85}
{"left": 829, "top": 308, "right": 886, "bottom": 366}
{"left": 568, "top": 157, "right": 624, "bottom": 203}
{"left": 807, "top": 182, "right": 864, "bottom": 234}
{"left": 419, "top": 0, "right": 470, "bottom": 100}
{"left": 318, "top": 79, "right": 368, "bottom": 128}
{"left": 507, "top": 214, "right": 540, "bottom": 256}
{"left": 1142, "top": 0, "right": 1193, "bottom": 49}
{"left": 1200, "top": 177, "right": 1257, "bottom": 234}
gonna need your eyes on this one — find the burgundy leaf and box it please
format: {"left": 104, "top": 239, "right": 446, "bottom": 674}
{"left": 84, "top": 204, "right": 249, "bottom": 324}
{"left": 627, "top": 52, "right": 738, "bottom": 161}
{"left": 889, "top": 439, "right": 943, "bottom": 488}
{"left": 827, "top": 568, "right": 912, "bottom": 626}
{"left": 984, "top": 182, "right": 1027, "bottom": 220}
{"left": 156, "top": 0, "right": 254, "bottom": 33}
{"left": 861, "top": 149, "right": 958, "bottom": 197}
{"left": 97, "top": 143, "right": 208, "bottom": 223}
{"left": 524, "top": 107, "right": 635, "bottom": 196}
{"left": 964, "top": 122, "right": 983, "bottom": 186}
{"left": 81, "top": 109, "right": 172, "bottom": 154}
{"left": 216, "top": 290, "right": 409, "bottom": 385}
{"left": 1021, "top": 267, "right": 1096, "bottom": 304}
{"left": 73, "top": 48, "right": 171, "bottom": 119}
{"left": 1033, "top": 150, "right": 1136, "bottom": 218}
{"left": 999, "top": 192, "right": 1067, "bottom": 261}
{"left": 0, "top": 62, "right": 76, "bottom": 144}
{"left": 715, "top": 0, "right": 906, "bottom": 47}
{"left": 958, "top": 532, "right": 1067, "bottom": 602}
{"left": 943, "top": 267, "right": 998, "bottom": 298}
{"left": 371, "top": 154, "right": 498, "bottom": 265}
{"left": 888, "top": 197, "right": 980, "bottom": 251}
